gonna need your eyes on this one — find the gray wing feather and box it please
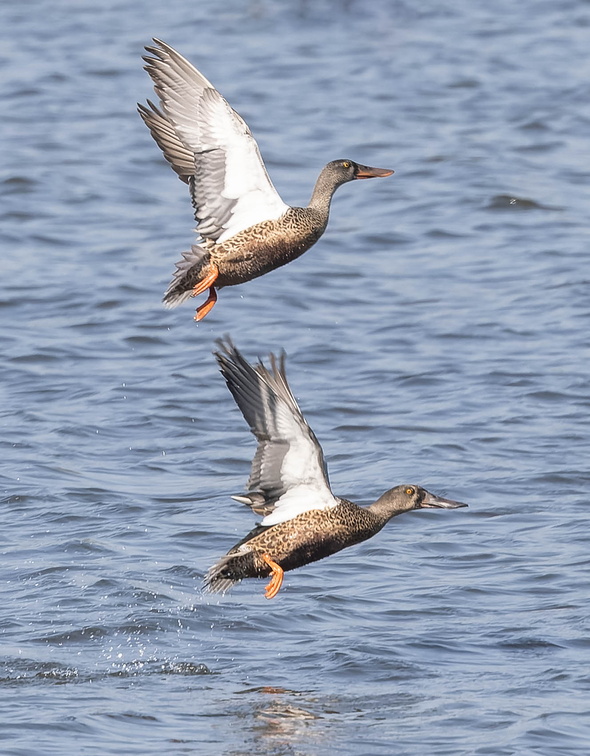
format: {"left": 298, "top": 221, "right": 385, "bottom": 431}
{"left": 140, "top": 39, "right": 288, "bottom": 244}
{"left": 137, "top": 100, "right": 195, "bottom": 183}
{"left": 215, "top": 338, "right": 333, "bottom": 518}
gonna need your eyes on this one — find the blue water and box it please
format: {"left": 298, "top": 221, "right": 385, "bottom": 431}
{"left": 2, "top": 1, "right": 590, "bottom": 753}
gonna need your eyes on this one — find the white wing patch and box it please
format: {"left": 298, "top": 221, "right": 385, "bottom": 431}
{"left": 196, "top": 93, "right": 288, "bottom": 241}
{"left": 143, "top": 40, "right": 289, "bottom": 244}
{"left": 215, "top": 340, "right": 338, "bottom": 523}
{"left": 261, "top": 485, "right": 339, "bottom": 527}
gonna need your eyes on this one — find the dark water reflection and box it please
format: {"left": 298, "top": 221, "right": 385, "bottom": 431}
{"left": 2, "top": 0, "right": 590, "bottom": 754}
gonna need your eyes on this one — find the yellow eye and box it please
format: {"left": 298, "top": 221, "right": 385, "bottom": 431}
{"left": 405, "top": 487, "right": 415, "bottom": 496}
{"left": 342, "top": 161, "right": 350, "bottom": 168}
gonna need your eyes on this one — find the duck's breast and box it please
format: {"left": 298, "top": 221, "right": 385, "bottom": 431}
{"left": 240, "top": 503, "right": 378, "bottom": 573}
{"left": 214, "top": 208, "right": 327, "bottom": 286}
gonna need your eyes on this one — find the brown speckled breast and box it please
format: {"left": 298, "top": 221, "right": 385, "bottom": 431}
{"left": 218, "top": 500, "right": 383, "bottom": 582}
{"left": 213, "top": 207, "right": 327, "bottom": 288}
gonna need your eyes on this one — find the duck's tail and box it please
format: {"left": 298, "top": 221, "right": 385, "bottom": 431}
{"left": 203, "top": 553, "right": 243, "bottom": 595}
{"left": 163, "top": 244, "right": 214, "bottom": 307}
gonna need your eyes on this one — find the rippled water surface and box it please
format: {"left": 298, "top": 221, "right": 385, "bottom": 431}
{"left": 2, "top": 1, "right": 590, "bottom": 754}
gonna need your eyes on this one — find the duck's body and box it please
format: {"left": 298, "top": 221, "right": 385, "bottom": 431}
{"left": 205, "top": 340, "right": 467, "bottom": 598}
{"left": 165, "top": 205, "right": 327, "bottom": 301}
{"left": 206, "top": 499, "right": 381, "bottom": 595}
{"left": 139, "top": 40, "right": 393, "bottom": 320}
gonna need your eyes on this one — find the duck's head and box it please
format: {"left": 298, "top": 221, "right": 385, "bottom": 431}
{"left": 371, "top": 484, "right": 467, "bottom": 520}
{"left": 325, "top": 159, "right": 394, "bottom": 186}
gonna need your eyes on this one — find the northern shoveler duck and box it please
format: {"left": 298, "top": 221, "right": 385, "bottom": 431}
{"left": 205, "top": 339, "right": 467, "bottom": 598}
{"left": 139, "top": 40, "right": 393, "bottom": 321}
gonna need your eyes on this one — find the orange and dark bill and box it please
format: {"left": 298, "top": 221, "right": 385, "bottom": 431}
{"left": 354, "top": 164, "right": 394, "bottom": 179}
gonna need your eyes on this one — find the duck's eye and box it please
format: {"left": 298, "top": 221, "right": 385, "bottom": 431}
{"left": 342, "top": 161, "right": 351, "bottom": 168}
{"left": 405, "top": 487, "right": 415, "bottom": 496}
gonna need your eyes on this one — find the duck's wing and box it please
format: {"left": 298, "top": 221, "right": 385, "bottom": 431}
{"left": 140, "top": 39, "right": 289, "bottom": 244}
{"left": 215, "top": 338, "right": 338, "bottom": 527}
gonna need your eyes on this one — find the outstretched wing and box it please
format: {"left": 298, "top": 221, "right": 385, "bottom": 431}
{"left": 214, "top": 338, "right": 338, "bottom": 527}
{"left": 139, "top": 39, "right": 289, "bottom": 244}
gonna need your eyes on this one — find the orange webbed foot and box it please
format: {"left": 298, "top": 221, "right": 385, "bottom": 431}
{"left": 194, "top": 287, "right": 217, "bottom": 321}
{"left": 261, "top": 553, "right": 284, "bottom": 599}
{"left": 191, "top": 265, "right": 219, "bottom": 297}
{"left": 191, "top": 265, "right": 219, "bottom": 321}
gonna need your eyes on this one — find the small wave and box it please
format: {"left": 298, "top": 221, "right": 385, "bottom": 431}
{"left": 485, "top": 194, "right": 561, "bottom": 211}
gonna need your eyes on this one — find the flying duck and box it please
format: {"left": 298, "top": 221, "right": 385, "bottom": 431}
{"left": 139, "top": 40, "right": 393, "bottom": 321}
{"left": 205, "top": 339, "right": 467, "bottom": 598}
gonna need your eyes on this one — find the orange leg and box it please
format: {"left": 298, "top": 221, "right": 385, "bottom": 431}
{"left": 191, "top": 265, "right": 219, "bottom": 297}
{"left": 261, "top": 553, "right": 284, "bottom": 599}
{"left": 194, "top": 286, "right": 217, "bottom": 321}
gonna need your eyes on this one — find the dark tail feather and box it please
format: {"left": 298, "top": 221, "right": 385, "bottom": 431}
{"left": 163, "top": 244, "right": 212, "bottom": 308}
{"left": 203, "top": 553, "right": 242, "bottom": 595}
